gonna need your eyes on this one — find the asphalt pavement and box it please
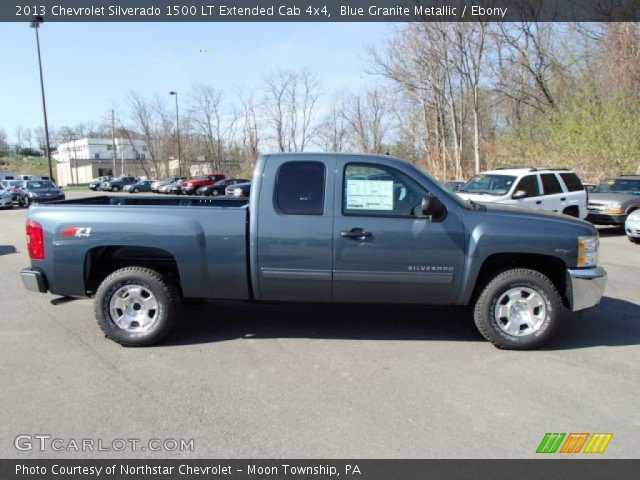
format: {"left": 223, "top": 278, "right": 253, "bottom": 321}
{"left": 0, "top": 191, "right": 638, "bottom": 459}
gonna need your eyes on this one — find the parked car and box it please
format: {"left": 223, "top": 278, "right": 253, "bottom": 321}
{"left": 89, "top": 176, "right": 111, "bottom": 190}
{"left": 443, "top": 180, "right": 465, "bottom": 192}
{"left": 457, "top": 168, "right": 587, "bottom": 218}
{"left": 625, "top": 209, "right": 640, "bottom": 244}
{"left": 0, "top": 183, "right": 13, "bottom": 209}
{"left": 17, "top": 179, "right": 65, "bottom": 207}
{"left": 586, "top": 175, "right": 640, "bottom": 226}
{"left": 100, "top": 176, "right": 137, "bottom": 192}
{"left": 583, "top": 182, "right": 597, "bottom": 193}
{"left": 1, "top": 180, "right": 22, "bottom": 202}
{"left": 197, "top": 178, "right": 251, "bottom": 196}
{"left": 158, "top": 180, "right": 183, "bottom": 194}
{"left": 151, "top": 176, "right": 187, "bottom": 193}
{"left": 21, "top": 153, "right": 606, "bottom": 350}
{"left": 180, "top": 174, "right": 226, "bottom": 195}
{"left": 225, "top": 182, "right": 251, "bottom": 197}
{"left": 124, "top": 180, "right": 155, "bottom": 193}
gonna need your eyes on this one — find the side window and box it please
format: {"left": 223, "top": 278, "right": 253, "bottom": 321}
{"left": 514, "top": 175, "right": 540, "bottom": 198}
{"left": 343, "top": 164, "right": 427, "bottom": 217}
{"left": 560, "top": 172, "right": 584, "bottom": 192}
{"left": 276, "top": 161, "right": 325, "bottom": 215}
{"left": 540, "top": 173, "right": 563, "bottom": 195}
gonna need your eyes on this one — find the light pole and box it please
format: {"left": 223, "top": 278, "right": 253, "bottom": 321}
{"left": 30, "top": 16, "right": 55, "bottom": 183}
{"left": 169, "top": 91, "right": 182, "bottom": 176}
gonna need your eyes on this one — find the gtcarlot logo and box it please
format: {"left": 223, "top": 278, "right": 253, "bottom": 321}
{"left": 14, "top": 434, "right": 194, "bottom": 453}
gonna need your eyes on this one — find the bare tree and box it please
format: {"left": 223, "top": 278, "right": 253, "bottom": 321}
{"left": 341, "top": 87, "right": 392, "bottom": 153}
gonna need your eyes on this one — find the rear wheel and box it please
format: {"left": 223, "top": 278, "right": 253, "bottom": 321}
{"left": 212, "top": 190, "right": 219, "bottom": 196}
{"left": 112, "top": 186, "right": 119, "bottom": 192}
{"left": 133, "top": 188, "right": 139, "bottom": 193}
{"left": 562, "top": 206, "right": 579, "bottom": 217}
{"left": 94, "top": 267, "right": 179, "bottom": 346}
{"left": 629, "top": 236, "right": 640, "bottom": 244}
{"left": 473, "top": 268, "right": 561, "bottom": 350}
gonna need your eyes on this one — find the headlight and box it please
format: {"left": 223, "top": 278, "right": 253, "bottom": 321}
{"left": 578, "top": 235, "right": 599, "bottom": 267}
{"left": 28, "top": 192, "right": 39, "bottom": 198}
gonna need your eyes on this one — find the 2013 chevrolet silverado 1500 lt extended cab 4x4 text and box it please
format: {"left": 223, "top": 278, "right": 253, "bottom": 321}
{"left": 20, "top": 153, "right": 607, "bottom": 349}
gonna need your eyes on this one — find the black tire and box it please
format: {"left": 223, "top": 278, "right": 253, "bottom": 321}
{"left": 473, "top": 268, "right": 562, "bottom": 350}
{"left": 94, "top": 266, "right": 179, "bottom": 347}
{"left": 133, "top": 188, "right": 139, "bottom": 193}
{"left": 112, "top": 186, "right": 118, "bottom": 192}
{"left": 562, "top": 207, "right": 579, "bottom": 218}
{"left": 212, "top": 190, "right": 219, "bottom": 196}
{"left": 629, "top": 236, "right": 640, "bottom": 244}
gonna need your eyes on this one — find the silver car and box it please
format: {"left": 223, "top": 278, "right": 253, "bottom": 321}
{"left": 625, "top": 209, "right": 640, "bottom": 244}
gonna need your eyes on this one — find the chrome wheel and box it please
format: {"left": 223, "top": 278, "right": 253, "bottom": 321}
{"left": 494, "top": 287, "right": 546, "bottom": 337}
{"left": 109, "top": 284, "right": 159, "bottom": 333}
{"left": 212, "top": 190, "right": 219, "bottom": 196}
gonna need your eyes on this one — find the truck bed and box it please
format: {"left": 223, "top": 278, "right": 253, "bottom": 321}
{"left": 54, "top": 195, "right": 249, "bottom": 208}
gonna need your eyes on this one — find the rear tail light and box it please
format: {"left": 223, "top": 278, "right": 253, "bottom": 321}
{"left": 26, "top": 220, "right": 45, "bottom": 260}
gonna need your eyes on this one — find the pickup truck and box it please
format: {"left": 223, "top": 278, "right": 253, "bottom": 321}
{"left": 20, "top": 153, "right": 607, "bottom": 349}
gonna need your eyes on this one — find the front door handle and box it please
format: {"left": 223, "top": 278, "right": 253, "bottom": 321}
{"left": 560, "top": 197, "right": 567, "bottom": 201}
{"left": 535, "top": 200, "right": 542, "bottom": 204}
{"left": 341, "top": 228, "right": 372, "bottom": 239}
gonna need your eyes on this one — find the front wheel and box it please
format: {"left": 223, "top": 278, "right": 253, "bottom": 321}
{"left": 94, "top": 267, "right": 179, "bottom": 346}
{"left": 23, "top": 197, "right": 30, "bottom": 208}
{"left": 473, "top": 268, "right": 562, "bottom": 350}
{"left": 112, "top": 186, "right": 119, "bottom": 192}
{"left": 212, "top": 190, "right": 219, "bottom": 196}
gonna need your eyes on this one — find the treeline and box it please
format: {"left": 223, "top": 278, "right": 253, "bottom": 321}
{"left": 5, "top": 22, "right": 640, "bottom": 181}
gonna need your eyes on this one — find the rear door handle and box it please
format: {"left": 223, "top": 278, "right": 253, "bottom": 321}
{"left": 536, "top": 200, "right": 542, "bottom": 205}
{"left": 341, "top": 228, "right": 372, "bottom": 239}
{"left": 560, "top": 197, "right": 567, "bottom": 201}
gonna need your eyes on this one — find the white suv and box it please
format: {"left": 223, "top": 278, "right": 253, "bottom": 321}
{"left": 456, "top": 168, "right": 587, "bottom": 218}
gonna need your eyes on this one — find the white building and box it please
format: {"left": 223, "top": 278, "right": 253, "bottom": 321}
{"left": 54, "top": 137, "right": 150, "bottom": 186}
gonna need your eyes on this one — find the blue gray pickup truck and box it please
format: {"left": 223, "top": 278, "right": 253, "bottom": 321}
{"left": 21, "top": 153, "right": 607, "bottom": 349}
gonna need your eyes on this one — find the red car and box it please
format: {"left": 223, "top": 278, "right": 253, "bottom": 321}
{"left": 180, "top": 174, "right": 226, "bottom": 195}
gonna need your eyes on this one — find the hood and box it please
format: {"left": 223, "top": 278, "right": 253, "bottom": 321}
{"left": 457, "top": 192, "right": 505, "bottom": 202}
{"left": 28, "top": 187, "right": 61, "bottom": 194}
{"left": 480, "top": 202, "right": 593, "bottom": 229}
{"left": 588, "top": 192, "right": 639, "bottom": 204}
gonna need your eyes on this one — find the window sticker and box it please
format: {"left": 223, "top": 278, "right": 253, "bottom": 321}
{"left": 346, "top": 179, "right": 394, "bottom": 210}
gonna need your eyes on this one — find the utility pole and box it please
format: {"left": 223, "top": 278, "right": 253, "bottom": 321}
{"left": 169, "top": 91, "right": 182, "bottom": 176}
{"left": 111, "top": 109, "right": 116, "bottom": 176}
{"left": 30, "top": 16, "right": 55, "bottom": 183}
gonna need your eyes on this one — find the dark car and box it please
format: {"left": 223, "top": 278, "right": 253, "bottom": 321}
{"left": 124, "top": 180, "right": 154, "bottom": 193}
{"left": 197, "top": 178, "right": 251, "bottom": 196}
{"left": 587, "top": 176, "right": 640, "bottom": 226}
{"left": 443, "top": 180, "right": 465, "bottom": 192}
{"left": 89, "top": 176, "right": 111, "bottom": 190}
{"left": 225, "top": 182, "right": 251, "bottom": 197}
{"left": 100, "top": 176, "right": 138, "bottom": 192}
{"left": 17, "top": 180, "right": 65, "bottom": 207}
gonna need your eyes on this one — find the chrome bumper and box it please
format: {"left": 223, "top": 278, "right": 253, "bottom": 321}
{"left": 566, "top": 267, "right": 607, "bottom": 312}
{"left": 21, "top": 268, "right": 47, "bottom": 293}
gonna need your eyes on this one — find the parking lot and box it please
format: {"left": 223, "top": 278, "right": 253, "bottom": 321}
{"left": 1, "top": 190, "right": 639, "bottom": 459}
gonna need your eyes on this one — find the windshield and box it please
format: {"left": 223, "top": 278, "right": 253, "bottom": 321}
{"left": 9, "top": 181, "right": 21, "bottom": 187}
{"left": 594, "top": 178, "right": 640, "bottom": 195}
{"left": 459, "top": 174, "right": 516, "bottom": 196}
{"left": 27, "top": 181, "right": 55, "bottom": 189}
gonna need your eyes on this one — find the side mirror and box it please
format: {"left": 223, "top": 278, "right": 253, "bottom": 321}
{"left": 512, "top": 190, "right": 527, "bottom": 199}
{"left": 421, "top": 194, "right": 446, "bottom": 219}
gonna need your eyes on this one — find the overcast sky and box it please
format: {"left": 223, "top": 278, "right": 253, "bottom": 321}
{"left": 1, "top": 22, "right": 391, "bottom": 142}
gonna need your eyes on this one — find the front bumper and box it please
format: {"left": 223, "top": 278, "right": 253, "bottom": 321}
{"left": 21, "top": 268, "right": 48, "bottom": 293}
{"left": 566, "top": 267, "right": 607, "bottom": 312}
{"left": 587, "top": 212, "right": 626, "bottom": 225}
{"left": 626, "top": 223, "right": 640, "bottom": 238}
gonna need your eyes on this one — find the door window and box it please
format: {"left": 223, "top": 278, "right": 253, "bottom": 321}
{"left": 559, "top": 172, "right": 584, "bottom": 192}
{"left": 540, "top": 173, "right": 563, "bottom": 195}
{"left": 514, "top": 175, "right": 540, "bottom": 198}
{"left": 343, "top": 164, "right": 427, "bottom": 217}
{"left": 276, "top": 161, "right": 325, "bottom": 215}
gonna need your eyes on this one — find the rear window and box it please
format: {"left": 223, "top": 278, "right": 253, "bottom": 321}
{"left": 559, "top": 172, "right": 583, "bottom": 192}
{"left": 276, "top": 162, "right": 325, "bottom": 215}
{"left": 540, "top": 174, "right": 563, "bottom": 195}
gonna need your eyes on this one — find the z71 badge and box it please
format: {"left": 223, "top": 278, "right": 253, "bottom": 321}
{"left": 61, "top": 226, "right": 92, "bottom": 238}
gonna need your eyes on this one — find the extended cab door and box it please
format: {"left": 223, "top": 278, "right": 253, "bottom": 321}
{"left": 332, "top": 157, "right": 466, "bottom": 305}
{"left": 254, "top": 155, "right": 336, "bottom": 302}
